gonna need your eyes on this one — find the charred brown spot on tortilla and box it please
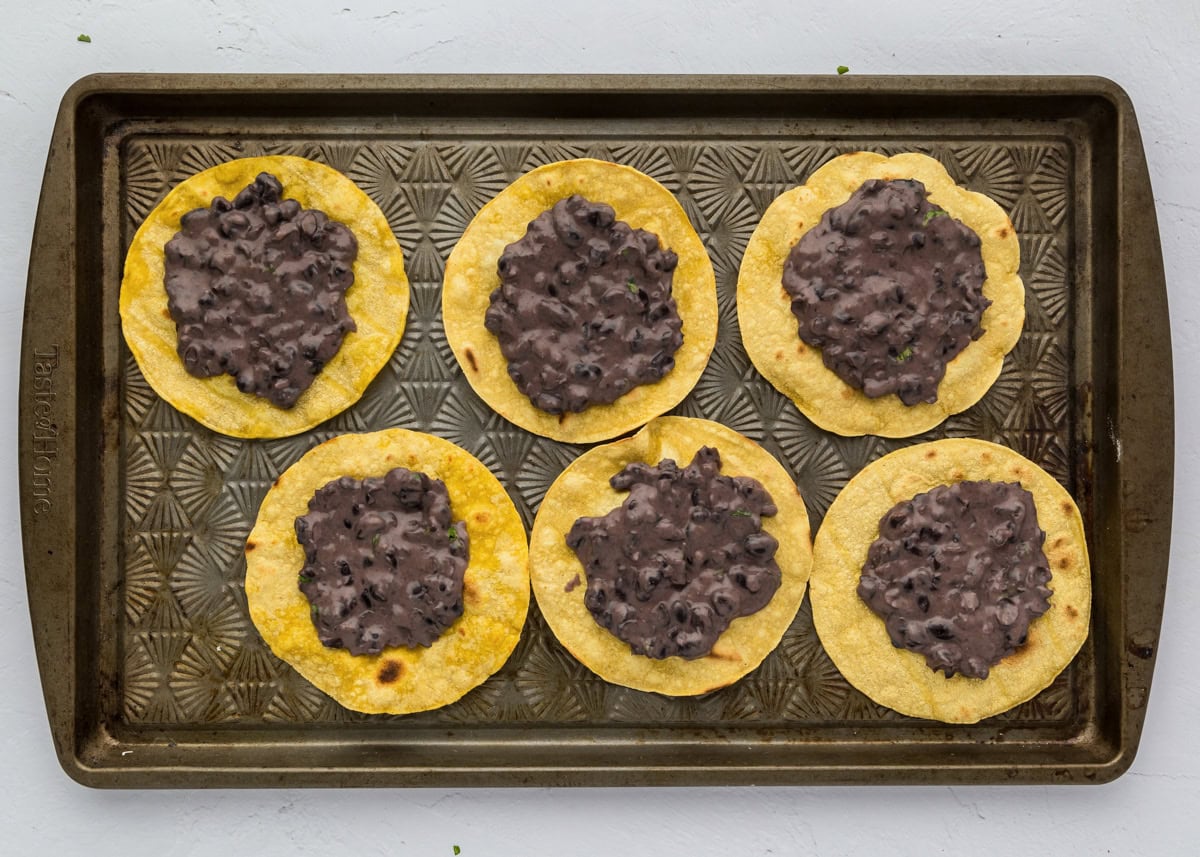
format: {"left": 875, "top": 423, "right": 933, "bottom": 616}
{"left": 294, "top": 467, "right": 469, "bottom": 655}
{"left": 857, "top": 480, "right": 1053, "bottom": 679}
{"left": 1065, "top": 605, "right": 1078, "bottom": 619}
{"left": 483, "top": 194, "right": 684, "bottom": 415}
{"left": 164, "top": 172, "right": 359, "bottom": 408}
{"left": 565, "top": 446, "right": 781, "bottom": 660}
{"left": 782, "top": 178, "right": 990, "bottom": 406}
{"left": 377, "top": 660, "right": 402, "bottom": 683}
{"left": 464, "top": 347, "right": 478, "bottom": 373}
{"left": 245, "top": 541, "right": 257, "bottom": 552}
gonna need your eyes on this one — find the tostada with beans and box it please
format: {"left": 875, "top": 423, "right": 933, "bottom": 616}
{"left": 528, "top": 417, "right": 812, "bottom": 696}
{"left": 244, "top": 429, "right": 529, "bottom": 715}
{"left": 442, "top": 158, "right": 718, "bottom": 444}
{"left": 120, "top": 155, "right": 409, "bottom": 438}
{"left": 810, "top": 439, "right": 1090, "bottom": 723}
{"left": 737, "top": 151, "right": 1024, "bottom": 437}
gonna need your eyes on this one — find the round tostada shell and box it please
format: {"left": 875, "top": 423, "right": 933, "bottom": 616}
{"left": 120, "top": 155, "right": 409, "bottom": 438}
{"left": 442, "top": 158, "right": 718, "bottom": 444}
{"left": 737, "top": 151, "right": 1023, "bottom": 438}
{"left": 245, "top": 429, "right": 529, "bottom": 715}
{"left": 810, "top": 438, "right": 1090, "bottom": 723}
{"left": 529, "top": 416, "right": 812, "bottom": 696}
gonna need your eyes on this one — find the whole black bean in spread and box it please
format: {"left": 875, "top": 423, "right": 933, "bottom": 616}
{"left": 163, "top": 172, "right": 358, "bottom": 408}
{"left": 565, "top": 447, "right": 781, "bottom": 660}
{"left": 782, "top": 178, "right": 991, "bottom": 406}
{"left": 483, "top": 195, "right": 684, "bottom": 414}
{"left": 857, "top": 480, "right": 1053, "bottom": 679}
{"left": 295, "top": 468, "right": 468, "bottom": 656}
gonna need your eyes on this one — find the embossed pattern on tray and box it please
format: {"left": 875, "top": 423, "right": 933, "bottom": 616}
{"left": 119, "top": 138, "right": 1075, "bottom": 727}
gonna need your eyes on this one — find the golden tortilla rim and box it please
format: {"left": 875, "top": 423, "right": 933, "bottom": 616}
{"left": 737, "top": 151, "right": 1024, "bottom": 438}
{"left": 442, "top": 158, "right": 718, "bottom": 444}
{"left": 529, "top": 416, "right": 813, "bottom": 696}
{"left": 120, "top": 155, "right": 409, "bottom": 439}
{"left": 810, "top": 438, "right": 1091, "bottom": 724}
{"left": 244, "top": 429, "right": 530, "bottom": 715}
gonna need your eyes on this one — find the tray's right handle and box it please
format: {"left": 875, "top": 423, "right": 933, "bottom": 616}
{"left": 1106, "top": 78, "right": 1173, "bottom": 778}
{"left": 19, "top": 78, "right": 87, "bottom": 782}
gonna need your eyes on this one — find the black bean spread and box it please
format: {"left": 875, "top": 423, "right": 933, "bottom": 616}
{"left": 295, "top": 468, "right": 468, "bottom": 656}
{"left": 483, "top": 195, "right": 684, "bottom": 414}
{"left": 565, "top": 447, "right": 781, "bottom": 660}
{"left": 163, "top": 172, "right": 358, "bottom": 408}
{"left": 857, "top": 480, "right": 1053, "bottom": 679}
{"left": 783, "top": 178, "right": 991, "bottom": 406}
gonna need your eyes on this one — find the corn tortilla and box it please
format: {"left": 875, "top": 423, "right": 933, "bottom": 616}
{"left": 737, "top": 151, "right": 1023, "bottom": 437}
{"left": 245, "top": 429, "right": 529, "bottom": 715}
{"left": 120, "top": 155, "right": 409, "bottom": 438}
{"left": 810, "top": 438, "right": 1090, "bottom": 723}
{"left": 442, "top": 159, "right": 718, "bottom": 444}
{"left": 529, "top": 417, "right": 812, "bottom": 696}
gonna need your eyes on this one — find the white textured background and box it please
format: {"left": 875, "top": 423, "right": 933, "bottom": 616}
{"left": 2, "top": 1, "right": 1197, "bottom": 853}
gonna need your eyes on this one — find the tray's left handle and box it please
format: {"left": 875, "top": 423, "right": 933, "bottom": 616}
{"left": 19, "top": 77, "right": 90, "bottom": 784}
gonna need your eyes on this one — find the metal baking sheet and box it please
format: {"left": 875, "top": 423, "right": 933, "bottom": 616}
{"left": 19, "top": 74, "right": 1172, "bottom": 787}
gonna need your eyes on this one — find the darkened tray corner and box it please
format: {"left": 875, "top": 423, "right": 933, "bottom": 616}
{"left": 19, "top": 74, "right": 1171, "bottom": 787}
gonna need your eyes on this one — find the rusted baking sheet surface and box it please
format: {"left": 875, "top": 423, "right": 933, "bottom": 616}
{"left": 19, "top": 75, "right": 1171, "bottom": 786}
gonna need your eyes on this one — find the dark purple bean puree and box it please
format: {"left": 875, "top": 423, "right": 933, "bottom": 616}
{"left": 857, "top": 480, "right": 1053, "bottom": 679}
{"left": 164, "top": 172, "right": 358, "bottom": 408}
{"left": 566, "top": 447, "right": 781, "bottom": 660}
{"left": 483, "top": 195, "right": 684, "bottom": 414}
{"left": 783, "top": 178, "right": 991, "bottom": 406}
{"left": 295, "top": 468, "right": 468, "bottom": 656}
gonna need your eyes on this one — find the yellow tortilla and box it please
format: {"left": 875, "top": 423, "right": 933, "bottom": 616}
{"left": 529, "top": 417, "right": 812, "bottom": 696}
{"left": 244, "top": 429, "right": 529, "bottom": 715}
{"left": 121, "top": 155, "right": 409, "bottom": 438}
{"left": 442, "top": 159, "right": 718, "bottom": 444}
{"left": 737, "top": 152, "right": 1023, "bottom": 437}
{"left": 810, "top": 438, "right": 1090, "bottom": 723}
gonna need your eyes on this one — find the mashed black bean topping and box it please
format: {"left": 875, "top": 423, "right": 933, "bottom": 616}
{"left": 565, "top": 447, "right": 781, "bottom": 660}
{"left": 858, "top": 480, "right": 1053, "bottom": 679}
{"left": 164, "top": 172, "right": 358, "bottom": 408}
{"left": 483, "top": 194, "right": 684, "bottom": 414}
{"left": 295, "top": 468, "right": 468, "bottom": 656}
{"left": 783, "top": 178, "right": 991, "bottom": 406}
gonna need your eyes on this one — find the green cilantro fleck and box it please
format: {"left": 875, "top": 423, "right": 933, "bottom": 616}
{"left": 298, "top": 571, "right": 314, "bottom": 583}
{"left": 310, "top": 603, "right": 319, "bottom": 616}
{"left": 731, "top": 509, "right": 752, "bottom": 518}
{"left": 371, "top": 533, "right": 381, "bottom": 549}
{"left": 836, "top": 65, "right": 849, "bottom": 75}
{"left": 923, "top": 208, "right": 948, "bottom": 225}
{"left": 77, "top": 34, "right": 92, "bottom": 43}
{"left": 895, "top": 346, "right": 914, "bottom": 362}
{"left": 448, "top": 527, "right": 459, "bottom": 542}
{"left": 627, "top": 279, "right": 639, "bottom": 293}
{"left": 453, "top": 848, "right": 461, "bottom": 856}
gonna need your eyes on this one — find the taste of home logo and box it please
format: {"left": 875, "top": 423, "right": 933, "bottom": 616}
{"left": 30, "top": 346, "right": 59, "bottom": 516}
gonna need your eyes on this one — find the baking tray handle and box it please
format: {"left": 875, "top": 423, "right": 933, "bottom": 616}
{"left": 1112, "top": 80, "right": 1173, "bottom": 772}
{"left": 20, "top": 86, "right": 82, "bottom": 775}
